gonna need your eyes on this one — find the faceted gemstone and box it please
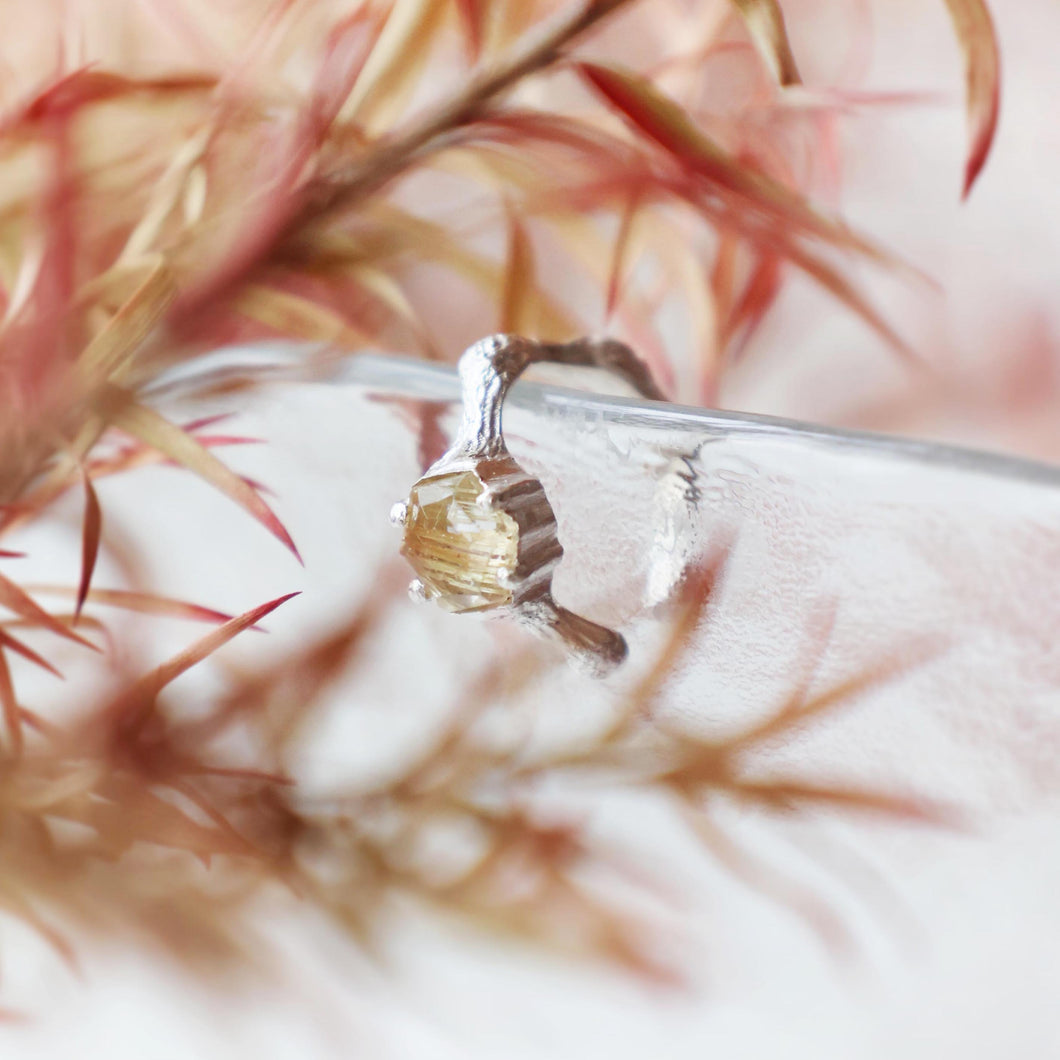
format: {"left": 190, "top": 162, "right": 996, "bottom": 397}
{"left": 401, "top": 470, "right": 520, "bottom": 613}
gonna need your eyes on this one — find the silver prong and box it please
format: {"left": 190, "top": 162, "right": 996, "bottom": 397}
{"left": 408, "top": 579, "right": 428, "bottom": 603}
{"left": 389, "top": 501, "right": 409, "bottom": 527}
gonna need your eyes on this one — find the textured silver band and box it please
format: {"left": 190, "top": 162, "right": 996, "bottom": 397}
{"left": 450, "top": 334, "right": 667, "bottom": 460}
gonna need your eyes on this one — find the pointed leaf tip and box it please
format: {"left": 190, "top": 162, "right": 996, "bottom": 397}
{"left": 106, "top": 393, "right": 302, "bottom": 562}
{"left": 499, "top": 205, "right": 537, "bottom": 335}
{"left": 0, "top": 572, "right": 98, "bottom": 651}
{"left": 76, "top": 471, "right": 102, "bottom": 622}
{"left": 575, "top": 61, "right": 886, "bottom": 260}
{"left": 0, "top": 650, "right": 21, "bottom": 756}
{"left": 0, "top": 629, "right": 64, "bottom": 679}
{"left": 577, "top": 62, "right": 914, "bottom": 358}
{"left": 943, "top": 0, "right": 1000, "bottom": 198}
{"left": 730, "top": 0, "right": 801, "bottom": 86}
{"left": 108, "top": 592, "right": 301, "bottom": 729}
{"left": 26, "top": 585, "right": 248, "bottom": 626}
{"left": 247, "top": 591, "right": 301, "bottom": 628}
{"left": 455, "top": 0, "right": 486, "bottom": 62}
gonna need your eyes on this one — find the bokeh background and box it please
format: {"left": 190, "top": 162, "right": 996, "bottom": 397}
{"left": 0, "top": 1, "right": 1058, "bottom": 1057}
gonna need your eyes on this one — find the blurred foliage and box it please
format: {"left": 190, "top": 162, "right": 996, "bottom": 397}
{"left": 0, "top": 0, "right": 995, "bottom": 995}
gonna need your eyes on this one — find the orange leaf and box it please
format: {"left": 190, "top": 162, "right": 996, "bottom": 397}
{"left": 343, "top": 0, "right": 450, "bottom": 130}
{"left": 27, "top": 585, "right": 239, "bottom": 625}
{"left": 309, "top": 9, "right": 386, "bottom": 131}
{"left": 605, "top": 186, "right": 644, "bottom": 319}
{"left": 108, "top": 592, "right": 299, "bottom": 730}
{"left": 577, "top": 62, "right": 890, "bottom": 264}
{"left": 180, "top": 413, "right": 234, "bottom": 433}
{"left": 77, "top": 258, "right": 177, "bottom": 384}
{"left": 234, "top": 284, "right": 367, "bottom": 348}
{"left": 668, "top": 176, "right": 916, "bottom": 362}
{"left": 775, "top": 237, "right": 918, "bottom": 364}
{"left": 455, "top": 0, "right": 487, "bottom": 61}
{"left": 0, "top": 881, "right": 77, "bottom": 970}
{"left": 6, "top": 68, "right": 214, "bottom": 132}
{"left": 88, "top": 781, "right": 253, "bottom": 864}
{"left": 76, "top": 471, "right": 102, "bottom": 622}
{"left": 0, "top": 628, "right": 62, "bottom": 678}
{"left": 724, "top": 252, "right": 782, "bottom": 353}
{"left": 730, "top": 0, "right": 801, "bottom": 86}
{"left": 0, "top": 572, "right": 97, "bottom": 651}
{"left": 735, "top": 777, "right": 955, "bottom": 825}
{"left": 623, "top": 544, "right": 732, "bottom": 722}
{"left": 499, "top": 206, "right": 538, "bottom": 335}
{"left": 681, "top": 805, "right": 850, "bottom": 955}
{"left": 942, "top": 0, "right": 1001, "bottom": 197}
{"left": 727, "top": 635, "right": 941, "bottom": 754}
{"left": 105, "top": 392, "right": 301, "bottom": 562}
{"left": 346, "top": 263, "right": 441, "bottom": 359}
{"left": 0, "top": 649, "right": 21, "bottom": 755}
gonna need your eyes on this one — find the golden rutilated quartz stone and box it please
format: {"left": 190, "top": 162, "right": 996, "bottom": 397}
{"left": 401, "top": 470, "right": 520, "bottom": 613}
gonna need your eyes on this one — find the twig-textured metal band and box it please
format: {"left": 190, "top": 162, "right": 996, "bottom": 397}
{"left": 450, "top": 335, "right": 667, "bottom": 459}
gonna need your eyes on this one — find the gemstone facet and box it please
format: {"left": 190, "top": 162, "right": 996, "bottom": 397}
{"left": 400, "top": 470, "right": 520, "bottom": 613}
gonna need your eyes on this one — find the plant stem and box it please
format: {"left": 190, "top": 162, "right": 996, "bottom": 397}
{"left": 177, "top": 0, "right": 640, "bottom": 318}
{"left": 312, "top": 0, "right": 640, "bottom": 221}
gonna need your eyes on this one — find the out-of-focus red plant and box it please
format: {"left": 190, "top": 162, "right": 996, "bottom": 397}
{"left": 0, "top": 0, "right": 998, "bottom": 994}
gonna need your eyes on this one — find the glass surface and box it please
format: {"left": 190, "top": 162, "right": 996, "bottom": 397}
{"left": 156, "top": 346, "right": 1060, "bottom": 802}
{"left": 70, "top": 344, "right": 1060, "bottom": 1057}
{"left": 145, "top": 343, "right": 1060, "bottom": 837}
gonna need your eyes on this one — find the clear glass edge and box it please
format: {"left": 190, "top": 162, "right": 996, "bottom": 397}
{"left": 145, "top": 343, "right": 1060, "bottom": 492}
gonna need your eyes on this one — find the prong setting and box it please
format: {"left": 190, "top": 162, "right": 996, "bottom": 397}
{"left": 392, "top": 335, "right": 662, "bottom": 674}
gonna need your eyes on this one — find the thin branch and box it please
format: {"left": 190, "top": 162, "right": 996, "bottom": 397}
{"left": 177, "top": 0, "right": 641, "bottom": 317}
